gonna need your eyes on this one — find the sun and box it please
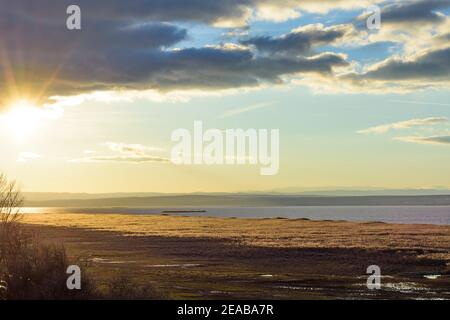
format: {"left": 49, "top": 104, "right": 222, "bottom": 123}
{"left": 4, "top": 99, "right": 42, "bottom": 141}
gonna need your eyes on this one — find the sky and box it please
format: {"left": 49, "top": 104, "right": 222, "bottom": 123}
{"left": 0, "top": 0, "right": 449, "bottom": 193}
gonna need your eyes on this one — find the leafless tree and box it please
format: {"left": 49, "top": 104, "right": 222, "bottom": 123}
{"left": 0, "top": 173, "right": 23, "bottom": 228}
{"left": 0, "top": 173, "right": 24, "bottom": 265}
{"left": 0, "top": 173, "right": 23, "bottom": 299}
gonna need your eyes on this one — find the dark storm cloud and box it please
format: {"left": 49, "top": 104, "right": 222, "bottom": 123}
{"left": 240, "top": 25, "right": 351, "bottom": 55}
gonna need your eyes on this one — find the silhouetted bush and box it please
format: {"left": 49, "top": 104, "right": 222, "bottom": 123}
{"left": 0, "top": 173, "right": 162, "bottom": 300}
{"left": 0, "top": 174, "right": 95, "bottom": 299}
{"left": 1, "top": 233, "right": 97, "bottom": 299}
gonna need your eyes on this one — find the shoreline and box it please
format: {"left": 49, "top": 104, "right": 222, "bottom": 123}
{"left": 19, "top": 206, "right": 450, "bottom": 226}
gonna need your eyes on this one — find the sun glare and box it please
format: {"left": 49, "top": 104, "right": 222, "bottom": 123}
{"left": 4, "top": 99, "right": 41, "bottom": 141}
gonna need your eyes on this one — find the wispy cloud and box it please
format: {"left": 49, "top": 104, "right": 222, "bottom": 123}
{"left": 394, "top": 135, "right": 450, "bottom": 145}
{"left": 70, "top": 142, "right": 168, "bottom": 163}
{"left": 219, "top": 102, "right": 273, "bottom": 118}
{"left": 358, "top": 117, "right": 448, "bottom": 134}
{"left": 104, "top": 142, "right": 163, "bottom": 155}
{"left": 17, "top": 152, "right": 41, "bottom": 163}
{"left": 388, "top": 100, "right": 450, "bottom": 107}
{"left": 70, "top": 155, "right": 170, "bottom": 163}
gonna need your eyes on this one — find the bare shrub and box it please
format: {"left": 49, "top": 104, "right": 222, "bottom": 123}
{"left": 0, "top": 173, "right": 162, "bottom": 300}
{"left": 0, "top": 173, "right": 96, "bottom": 299}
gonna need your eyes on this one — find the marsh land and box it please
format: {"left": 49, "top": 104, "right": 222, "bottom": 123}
{"left": 22, "top": 213, "right": 450, "bottom": 299}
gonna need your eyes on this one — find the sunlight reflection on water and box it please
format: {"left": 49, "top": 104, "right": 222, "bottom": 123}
{"left": 19, "top": 205, "right": 450, "bottom": 225}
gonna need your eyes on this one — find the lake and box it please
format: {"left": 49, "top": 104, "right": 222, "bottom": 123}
{"left": 21, "top": 205, "right": 450, "bottom": 225}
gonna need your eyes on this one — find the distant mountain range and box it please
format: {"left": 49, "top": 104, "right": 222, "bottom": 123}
{"left": 22, "top": 192, "right": 450, "bottom": 207}
{"left": 22, "top": 188, "right": 450, "bottom": 202}
{"left": 269, "top": 188, "right": 450, "bottom": 196}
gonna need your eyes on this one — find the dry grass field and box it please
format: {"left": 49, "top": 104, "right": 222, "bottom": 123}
{"left": 21, "top": 213, "right": 450, "bottom": 299}
{"left": 23, "top": 214, "right": 450, "bottom": 256}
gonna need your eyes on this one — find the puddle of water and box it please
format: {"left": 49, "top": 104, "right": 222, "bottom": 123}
{"left": 274, "top": 285, "right": 323, "bottom": 291}
{"left": 90, "top": 257, "right": 132, "bottom": 264}
{"left": 260, "top": 274, "right": 274, "bottom": 278}
{"left": 146, "top": 263, "right": 202, "bottom": 268}
{"left": 210, "top": 290, "right": 230, "bottom": 295}
{"left": 356, "top": 275, "right": 394, "bottom": 279}
{"left": 384, "top": 282, "right": 428, "bottom": 293}
{"left": 424, "top": 275, "right": 441, "bottom": 280}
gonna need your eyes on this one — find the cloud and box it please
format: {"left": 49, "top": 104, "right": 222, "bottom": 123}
{"left": 361, "top": 48, "right": 450, "bottom": 81}
{"left": 104, "top": 142, "right": 163, "bottom": 155}
{"left": 357, "top": 0, "right": 450, "bottom": 26}
{"left": 434, "top": 32, "right": 450, "bottom": 45}
{"left": 70, "top": 142, "right": 168, "bottom": 163}
{"left": 4, "top": 1, "right": 386, "bottom": 27}
{"left": 0, "top": 1, "right": 351, "bottom": 110}
{"left": 345, "top": 1, "right": 450, "bottom": 60}
{"left": 45, "top": 48, "right": 347, "bottom": 102}
{"left": 70, "top": 155, "right": 170, "bottom": 163}
{"left": 388, "top": 100, "right": 450, "bottom": 107}
{"left": 358, "top": 117, "right": 448, "bottom": 134}
{"left": 241, "top": 24, "right": 354, "bottom": 56}
{"left": 1, "top": 0, "right": 251, "bottom": 28}
{"left": 17, "top": 152, "right": 41, "bottom": 162}
{"left": 0, "top": 13, "right": 189, "bottom": 108}
{"left": 97, "top": 47, "right": 348, "bottom": 92}
{"left": 256, "top": 0, "right": 384, "bottom": 16}
{"left": 340, "top": 47, "right": 450, "bottom": 92}
{"left": 394, "top": 135, "right": 450, "bottom": 145}
{"left": 219, "top": 102, "right": 273, "bottom": 118}
{"left": 0, "top": 0, "right": 449, "bottom": 106}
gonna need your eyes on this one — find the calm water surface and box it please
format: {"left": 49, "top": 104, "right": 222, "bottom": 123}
{"left": 21, "top": 206, "right": 450, "bottom": 225}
